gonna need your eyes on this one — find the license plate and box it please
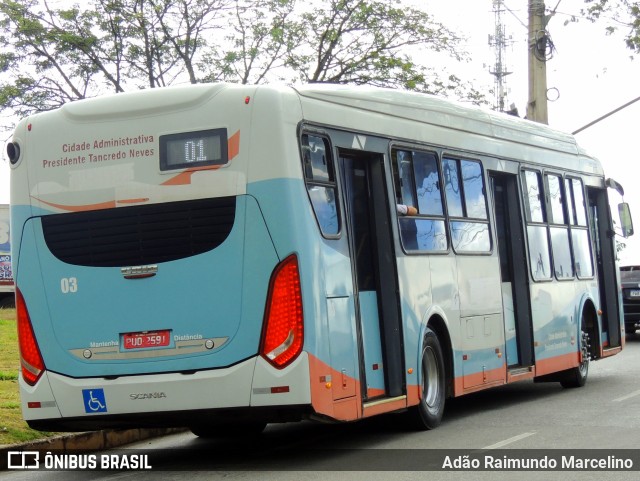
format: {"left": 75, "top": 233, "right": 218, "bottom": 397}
{"left": 122, "top": 330, "right": 171, "bottom": 350}
{"left": 630, "top": 290, "right": 640, "bottom": 298}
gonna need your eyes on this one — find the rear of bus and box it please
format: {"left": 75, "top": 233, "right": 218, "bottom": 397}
{"left": 8, "top": 84, "right": 316, "bottom": 432}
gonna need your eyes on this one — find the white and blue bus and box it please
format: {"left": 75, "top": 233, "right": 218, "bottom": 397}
{"left": 7, "top": 83, "right": 633, "bottom": 434}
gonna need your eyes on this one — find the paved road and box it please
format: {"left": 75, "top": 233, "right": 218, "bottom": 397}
{"left": 3, "top": 333, "right": 640, "bottom": 480}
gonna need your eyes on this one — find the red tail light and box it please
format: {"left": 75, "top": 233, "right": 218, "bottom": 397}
{"left": 260, "top": 255, "right": 304, "bottom": 368}
{"left": 16, "top": 288, "right": 45, "bottom": 385}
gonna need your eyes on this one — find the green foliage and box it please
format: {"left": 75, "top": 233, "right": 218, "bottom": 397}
{"left": 616, "top": 239, "right": 627, "bottom": 261}
{"left": 0, "top": 0, "right": 486, "bottom": 128}
{"left": 0, "top": 311, "right": 54, "bottom": 446}
{"left": 582, "top": 0, "right": 640, "bottom": 53}
{"left": 0, "top": 317, "right": 19, "bottom": 376}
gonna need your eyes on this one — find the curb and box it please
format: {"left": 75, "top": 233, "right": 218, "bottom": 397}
{"left": 0, "top": 427, "right": 185, "bottom": 467}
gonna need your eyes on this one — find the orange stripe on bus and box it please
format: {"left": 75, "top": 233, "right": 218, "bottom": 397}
{"left": 535, "top": 352, "right": 578, "bottom": 377}
{"left": 601, "top": 346, "right": 622, "bottom": 358}
{"left": 307, "top": 353, "right": 361, "bottom": 421}
{"left": 407, "top": 384, "right": 421, "bottom": 406}
{"left": 161, "top": 170, "right": 196, "bottom": 186}
{"left": 117, "top": 198, "right": 149, "bottom": 205}
{"left": 366, "top": 387, "right": 385, "bottom": 399}
{"left": 453, "top": 364, "right": 506, "bottom": 396}
{"left": 160, "top": 165, "right": 223, "bottom": 186}
{"left": 228, "top": 130, "right": 240, "bottom": 160}
{"left": 31, "top": 196, "right": 116, "bottom": 212}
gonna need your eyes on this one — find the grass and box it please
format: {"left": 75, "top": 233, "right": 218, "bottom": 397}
{"left": 0, "top": 308, "right": 59, "bottom": 446}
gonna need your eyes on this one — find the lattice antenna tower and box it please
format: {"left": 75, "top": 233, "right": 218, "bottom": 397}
{"left": 488, "top": 0, "right": 514, "bottom": 112}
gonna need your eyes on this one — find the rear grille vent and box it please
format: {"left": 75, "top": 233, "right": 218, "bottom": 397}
{"left": 42, "top": 197, "right": 236, "bottom": 267}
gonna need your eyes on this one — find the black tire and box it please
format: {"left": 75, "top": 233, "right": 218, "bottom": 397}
{"left": 560, "top": 329, "right": 589, "bottom": 389}
{"left": 0, "top": 295, "right": 15, "bottom": 309}
{"left": 190, "top": 421, "right": 267, "bottom": 439}
{"left": 408, "top": 328, "right": 446, "bottom": 430}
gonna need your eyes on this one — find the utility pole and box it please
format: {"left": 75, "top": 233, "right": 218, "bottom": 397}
{"left": 527, "top": 0, "right": 549, "bottom": 124}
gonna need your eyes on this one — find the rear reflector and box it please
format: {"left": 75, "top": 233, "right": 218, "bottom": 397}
{"left": 270, "top": 386, "right": 290, "bottom": 394}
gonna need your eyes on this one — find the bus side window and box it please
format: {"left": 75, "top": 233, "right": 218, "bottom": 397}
{"left": 396, "top": 150, "right": 417, "bottom": 208}
{"left": 443, "top": 158, "right": 463, "bottom": 217}
{"left": 546, "top": 173, "right": 574, "bottom": 279}
{"left": 392, "top": 148, "right": 447, "bottom": 252}
{"left": 523, "top": 170, "right": 545, "bottom": 223}
{"left": 301, "top": 134, "right": 339, "bottom": 236}
{"left": 444, "top": 157, "right": 490, "bottom": 253}
{"left": 392, "top": 150, "right": 419, "bottom": 250}
{"left": 566, "top": 177, "right": 593, "bottom": 278}
{"left": 522, "top": 169, "right": 552, "bottom": 280}
{"left": 413, "top": 151, "right": 443, "bottom": 216}
{"left": 460, "top": 160, "right": 487, "bottom": 220}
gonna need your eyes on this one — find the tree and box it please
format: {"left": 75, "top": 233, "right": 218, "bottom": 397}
{"left": 582, "top": 0, "right": 640, "bottom": 53}
{"left": 0, "top": 0, "right": 484, "bottom": 129}
{"left": 0, "top": 0, "right": 231, "bottom": 119}
{"left": 293, "top": 0, "right": 461, "bottom": 91}
{"left": 206, "top": 0, "right": 303, "bottom": 84}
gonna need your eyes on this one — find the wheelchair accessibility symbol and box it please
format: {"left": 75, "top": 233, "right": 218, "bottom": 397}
{"left": 82, "top": 389, "right": 107, "bottom": 413}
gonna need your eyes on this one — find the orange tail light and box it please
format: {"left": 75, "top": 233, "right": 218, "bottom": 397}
{"left": 16, "top": 288, "right": 45, "bottom": 385}
{"left": 260, "top": 255, "right": 304, "bottom": 368}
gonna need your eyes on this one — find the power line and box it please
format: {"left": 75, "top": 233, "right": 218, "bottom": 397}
{"left": 572, "top": 95, "right": 640, "bottom": 135}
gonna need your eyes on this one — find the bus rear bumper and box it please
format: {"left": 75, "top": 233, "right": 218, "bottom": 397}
{"left": 21, "top": 354, "right": 312, "bottom": 431}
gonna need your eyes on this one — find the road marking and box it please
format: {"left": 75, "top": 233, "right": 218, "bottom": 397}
{"left": 612, "top": 389, "right": 640, "bottom": 403}
{"left": 482, "top": 432, "right": 536, "bottom": 449}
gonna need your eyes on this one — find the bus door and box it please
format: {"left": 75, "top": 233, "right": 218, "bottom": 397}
{"left": 339, "top": 149, "right": 405, "bottom": 401}
{"left": 490, "top": 172, "right": 534, "bottom": 369}
{"left": 587, "top": 186, "right": 621, "bottom": 349}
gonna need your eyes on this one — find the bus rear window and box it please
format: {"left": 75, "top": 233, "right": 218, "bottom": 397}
{"left": 160, "top": 128, "right": 228, "bottom": 171}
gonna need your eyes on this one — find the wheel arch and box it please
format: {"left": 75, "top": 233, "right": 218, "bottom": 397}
{"left": 579, "top": 295, "right": 599, "bottom": 360}
{"left": 420, "top": 313, "right": 454, "bottom": 399}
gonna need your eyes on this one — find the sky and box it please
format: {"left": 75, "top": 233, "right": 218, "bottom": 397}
{"left": 424, "top": 0, "right": 640, "bottom": 264}
{"left": 1, "top": 0, "right": 639, "bottom": 262}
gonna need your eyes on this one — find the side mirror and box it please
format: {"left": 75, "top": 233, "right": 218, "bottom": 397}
{"left": 619, "top": 202, "right": 634, "bottom": 238}
{"left": 606, "top": 178, "right": 625, "bottom": 197}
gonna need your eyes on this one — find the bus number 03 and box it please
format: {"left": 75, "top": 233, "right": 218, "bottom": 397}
{"left": 61, "top": 277, "right": 78, "bottom": 294}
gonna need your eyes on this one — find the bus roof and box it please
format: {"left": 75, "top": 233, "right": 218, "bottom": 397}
{"left": 17, "top": 82, "right": 604, "bottom": 178}
{"left": 293, "top": 83, "right": 602, "bottom": 176}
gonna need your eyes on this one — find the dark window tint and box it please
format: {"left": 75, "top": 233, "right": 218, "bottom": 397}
{"left": 42, "top": 197, "right": 235, "bottom": 267}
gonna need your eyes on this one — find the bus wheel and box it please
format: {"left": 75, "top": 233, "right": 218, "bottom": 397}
{"left": 409, "top": 328, "right": 445, "bottom": 430}
{"left": 560, "top": 329, "right": 590, "bottom": 388}
{"left": 190, "top": 421, "right": 267, "bottom": 439}
{"left": 0, "top": 295, "right": 15, "bottom": 309}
